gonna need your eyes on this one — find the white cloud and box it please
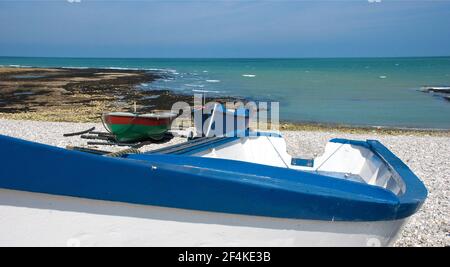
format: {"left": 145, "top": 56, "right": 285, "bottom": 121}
{"left": 368, "top": 0, "right": 382, "bottom": 3}
{"left": 67, "top": 0, "right": 81, "bottom": 3}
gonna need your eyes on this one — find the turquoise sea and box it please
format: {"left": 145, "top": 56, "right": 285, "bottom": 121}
{"left": 1, "top": 57, "right": 450, "bottom": 129}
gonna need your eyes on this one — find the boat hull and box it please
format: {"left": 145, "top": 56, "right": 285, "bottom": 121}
{"left": 103, "top": 113, "right": 174, "bottom": 142}
{"left": 0, "top": 188, "right": 405, "bottom": 247}
{"left": 0, "top": 134, "right": 426, "bottom": 246}
{"left": 107, "top": 123, "right": 169, "bottom": 142}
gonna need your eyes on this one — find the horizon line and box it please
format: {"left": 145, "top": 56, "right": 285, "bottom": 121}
{"left": 1, "top": 55, "right": 450, "bottom": 60}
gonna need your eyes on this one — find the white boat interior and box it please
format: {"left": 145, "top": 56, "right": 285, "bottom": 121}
{"left": 193, "top": 134, "right": 405, "bottom": 195}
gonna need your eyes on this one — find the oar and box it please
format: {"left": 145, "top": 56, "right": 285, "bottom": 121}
{"left": 63, "top": 127, "right": 96, "bottom": 137}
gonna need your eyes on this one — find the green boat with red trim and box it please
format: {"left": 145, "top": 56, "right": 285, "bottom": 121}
{"left": 102, "top": 111, "right": 178, "bottom": 142}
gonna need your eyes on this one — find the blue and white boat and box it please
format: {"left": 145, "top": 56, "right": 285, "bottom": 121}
{"left": 0, "top": 131, "right": 427, "bottom": 246}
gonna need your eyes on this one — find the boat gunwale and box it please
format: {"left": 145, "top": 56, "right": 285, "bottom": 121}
{"left": 104, "top": 111, "right": 178, "bottom": 120}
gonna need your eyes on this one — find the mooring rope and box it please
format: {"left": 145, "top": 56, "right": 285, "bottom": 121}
{"left": 106, "top": 148, "right": 142, "bottom": 157}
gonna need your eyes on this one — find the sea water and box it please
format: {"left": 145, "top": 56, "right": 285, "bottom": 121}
{"left": 1, "top": 56, "right": 449, "bottom": 129}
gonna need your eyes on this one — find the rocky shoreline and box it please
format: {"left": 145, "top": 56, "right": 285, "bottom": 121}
{"left": 1, "top": 66, "right": 449, "bottom": 246}
{"left": 0, "top": 67, "right": 240, "bottom": 122}
{"left": 1, "top": 67, "right": 449, "bottom": 136}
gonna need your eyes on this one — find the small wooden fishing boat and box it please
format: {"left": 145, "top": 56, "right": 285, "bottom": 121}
{"left": 0, "top": 130, "right": 427, "bottom": 246}
{"left": 102, "top": 111, "right": 178, "bottom": 142}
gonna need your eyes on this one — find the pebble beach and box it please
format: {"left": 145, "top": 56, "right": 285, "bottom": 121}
{"left": 0, "top": 118, "right": 448, "bottom": 247}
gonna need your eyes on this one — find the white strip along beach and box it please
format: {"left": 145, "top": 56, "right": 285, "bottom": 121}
{"left": 0, "top": 119, "right": 448, "bottom": 247}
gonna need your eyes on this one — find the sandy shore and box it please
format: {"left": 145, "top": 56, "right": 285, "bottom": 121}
{"left": 0, "top": 118, "right": 448, "bottom": 246}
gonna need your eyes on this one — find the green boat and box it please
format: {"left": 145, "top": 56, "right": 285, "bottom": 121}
{"left": 102, "top": 111, "right": 178, "bottom": 142}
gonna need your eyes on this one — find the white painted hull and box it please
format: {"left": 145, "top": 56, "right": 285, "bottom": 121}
{"left": 0, "top": 189, "right": 406, "bottom": 247}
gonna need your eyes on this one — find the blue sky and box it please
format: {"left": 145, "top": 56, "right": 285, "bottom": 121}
{"left": 1, "top": 0, "right": 450, "bottom": 58}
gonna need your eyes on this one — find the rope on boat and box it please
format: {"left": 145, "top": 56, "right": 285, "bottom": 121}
{"left": 314, "top": 141, "right": 347, "bottom": 172}
{"left": 266, "top": 136, "right": 290, "bottom": 168}
{"left": 66, "top": 146, "right": 110, "bottom": 155}
{"left": 106, "top": 148, "right": 142, "bottom": 157}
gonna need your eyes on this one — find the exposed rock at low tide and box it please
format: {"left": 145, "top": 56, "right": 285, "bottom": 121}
{"left": 421, "top": 86, "right": 450, "bottom": 102}
{"left": 0, "top": 67, "right": 241, "bottom": 122}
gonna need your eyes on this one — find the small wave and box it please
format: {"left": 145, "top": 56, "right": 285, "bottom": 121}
{"left": 185, "top": 84, "right": 205, "bottom": 88}
{"left": 242, "top": 74, "right": 256, "bottom": 78}
{"left": 147, "top": 68, "right": 175, "bottom": 72}
{"left": 379, "top": 75, "right": 387, "bottom": 79}
{"left": 61, "top": 66, "right": 91, "bottom": 69}
{"left": 206, "top": 79, "right": 220, "bottom": 83}
{"left": 192, "top": 89, "right": 223, "bottom": 94}
{"left": 106, "top": 67, "right": 140, "bottom": 70}
{"left": 61, "top": 66, "right": 179, "bottom": 72}
{"left": 8, "top": 64, "right": 32, "bottom": 68}
{"left": 3, "top": 65, "right": 183, "bottom": 74}
{"left": 107, "top": 66, "right": 172, "bottom": 72}
{"left": 140, "top": 83, "right": 149, "bottom": 87}
{"left": 202, "top": 70, "right": 208, "bottom": 73}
